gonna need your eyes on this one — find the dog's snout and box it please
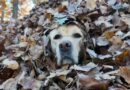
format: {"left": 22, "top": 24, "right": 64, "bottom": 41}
{"left": 59, "top": 41, "right": 71, "bottom": 51}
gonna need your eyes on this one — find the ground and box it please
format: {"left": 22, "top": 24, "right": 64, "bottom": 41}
{"left": 0, "top": 0, "right": 130, "bottom": 90}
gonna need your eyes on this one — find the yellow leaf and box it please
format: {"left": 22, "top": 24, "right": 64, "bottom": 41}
{"left": 109, "top": 36, "right": 123, "bottom": 45}
{"left": 58, "top": 75, "right": 67, "bottom": 82}
{"left": 57, "top": 5, "right": 66, "bottom": 13}
{"left": 118, "top": 66, "right": 130, "bottom": 84}
{"left": 103, "top": 31, "right": 115, "bottom": 39}
{"left": 0, "top": 0, "right": 6, "bottom": 9}
{"left": 115, "top": 49, "right": 130, "bottom": 62}
{"left": 44, "top": 12, "right": 53, "bottom": 20}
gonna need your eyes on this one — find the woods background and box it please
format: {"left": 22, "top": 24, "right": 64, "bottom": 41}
{"left": 0, "top": 0, "right": 47, "bottom": 23}
{"left": 0, "top": 0, "right": 130, "bottom": 90}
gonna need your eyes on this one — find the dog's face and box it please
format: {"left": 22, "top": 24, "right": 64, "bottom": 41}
{"left": 48, "top": 24, "right": 86, "bottom": 65}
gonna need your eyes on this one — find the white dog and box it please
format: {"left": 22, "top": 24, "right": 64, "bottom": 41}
{"left": 44, "top": 19, "right": 89, "bottom": 65}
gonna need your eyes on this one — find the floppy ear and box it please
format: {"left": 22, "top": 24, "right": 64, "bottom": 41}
{"left": 73, "top": 17, "right": 94, "bottom": 48}
{"left": 85, "top": 33, "right": 94, "bottom": 49}
{"left": 75, "top": 17, "right": 94, "bottom": 49}
{"left": 43, "top": 29, "right": 52, "bottom": 57}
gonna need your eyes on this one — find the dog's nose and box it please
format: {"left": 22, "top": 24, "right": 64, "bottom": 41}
{"left": 59, "top": 41, "right": 71, "bottom": 51}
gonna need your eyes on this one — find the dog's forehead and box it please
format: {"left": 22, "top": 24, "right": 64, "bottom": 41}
{"left": 49, "top": 25, "right": 84, "bottom": 39}
{"left": 58, "top": 25, "right": 82, "bottom": 34}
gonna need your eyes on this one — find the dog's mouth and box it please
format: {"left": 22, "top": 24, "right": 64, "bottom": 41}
{"left": 60, "top": 55, "right": 74, "bottom": 65}
{"left": 58, "top": 46, "right": 74, "bottom": 65}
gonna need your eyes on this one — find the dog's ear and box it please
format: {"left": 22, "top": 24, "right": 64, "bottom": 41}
{"left": 85, "top": 33, "right": 94, "bottom": 49}
{"left": 75, "top": 17, "right": 94, "bottom": 49}
{"left": 43, "top": 29, "right": 52, "bottom": 56}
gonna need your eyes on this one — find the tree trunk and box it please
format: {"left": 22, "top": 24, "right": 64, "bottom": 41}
{"left": 1, "top": 9, "right": 4, "bottom": 23}
{"left": 12, "top": 0, "right": 19, "bottom": 19}
{"left": 32, "top": 0, "right": 37, "bottom": 4}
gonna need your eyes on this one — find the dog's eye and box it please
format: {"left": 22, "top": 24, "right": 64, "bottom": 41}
{"left": 73, "top": 33, "right": 81, "bottom": 38}
{"left": 54, "top": 34, "right": 62, "bottom": 39}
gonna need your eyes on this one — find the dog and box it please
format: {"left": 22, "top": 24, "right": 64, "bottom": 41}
{"left": 44, "top": 18, "right": 90, "bottom": 65}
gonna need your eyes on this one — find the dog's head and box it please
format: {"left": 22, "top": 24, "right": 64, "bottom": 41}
{"left": 44, "top": 19, "right": 89, "bottom": 65}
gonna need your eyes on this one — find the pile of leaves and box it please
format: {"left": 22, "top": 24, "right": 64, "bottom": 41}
{"left": 0, "top": 0, "right": 130, "bottom": 90}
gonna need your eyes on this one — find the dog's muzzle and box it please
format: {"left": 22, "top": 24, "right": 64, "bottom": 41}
{"left": 59, "top": 41, "right": 74, "bottom": 64}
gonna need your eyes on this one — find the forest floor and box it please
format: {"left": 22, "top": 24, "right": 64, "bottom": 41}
{"left": 0, "top": 0, "right": 130, "bottom": 90}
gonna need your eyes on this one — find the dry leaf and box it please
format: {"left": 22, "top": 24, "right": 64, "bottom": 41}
{"left": 118, "top": 66, "right": 130, "bottom": 84}
{"left": 0, "top": 36, "right": 5, "bottom": 56}
{"left": 18, "top": 42, "right": 28, "bottom": 48}
{"left": 0, "top": 78, "right": 17, "bottom": 90}
{"left": 0, "top": 0, "right": 130, "bottom": 89}
{"left": 2, "top": 59, "right": 19, "bottom": 70}
{"left": 115, "top": 49, "right": 130, "bottom": 62}
{"left": 86, "top": 48, "right": 97, "bottom": 58}
{"left": 109, "top": 36, "right": 123, "bottom": 45}
{"left": 57, "top": 5, "right": 66, "bottom": 12}
{"left": 96, "top": 37, "right": 109, "bottom": 46}
{"left": 70, "top": 62, "right": 97, "bottom": 72}
{"left": 86, "top": 0, "right": 97, "bottom": 10}
{"left": 79, "top": 77, "right": 109, "bottom": 90}
{"left": 19, "top": 77, "right": 42, "bottom": 90}
{"left": 103, "top": 31, "right": 115, "bottom": 39}
{"left": 121, "top": 14, "right": 130, "bottom": 28}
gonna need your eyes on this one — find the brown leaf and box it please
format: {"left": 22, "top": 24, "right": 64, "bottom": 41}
{"left": 18, "top": 77, "right": 42, "bottom": 90}
{"left": 57, "top": 5, "right": 66, "bottom": 12}
{"left": 118, "top": 66, "right": 130, "bottom": 84}
{"left": 44, "top": 13, "right": 53, "bottom": 20}
{"left": 103, "top": 31, "right": 115, "bottom": 39}
{"left": 2, "top": 59, "right": 19, "bottom": 70}
{"left": 79, "top": 77, "right": 109, "bottom": 90}
{"left": 0, "top": 36, "right": 5, "bottom": 56}
{"left": 115, "top": 49, "right": 130, "bottom": 62}
{"left": 109, "top": 36, "right": 123, "bottom": 45}
{"left": 85, "top": 0, "right": 97, "bottom": 10}
{"left": 58, "top": 75, "right": 67, "bottom": 82}
{"left": 0, "top": 67, "right": 15, "bottom": 84}
{"left": 0, "top": 78, "right": 17, "bottom": 90}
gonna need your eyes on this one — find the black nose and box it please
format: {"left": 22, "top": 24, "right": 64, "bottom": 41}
{"left": 59, "top": 41, "right": 71, "bottom": 51}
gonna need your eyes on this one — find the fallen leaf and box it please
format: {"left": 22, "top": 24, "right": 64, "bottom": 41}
{"left": 115, "top": 49, "right": 130, "bottom": 62}
{"left": 2, "top": 59, "right": 19, "bottom": 70}
{"left": 118, "top": 66, "right": 130, "bottom": 84}
{"left": 103, "top": 31, "right": 115, "bottom": 39}
{"left": 19, "top": 77, "right": 42, "bottom": 90}
{"left": 86, "top": 48, "right": 97, "bottom": 58}
{"left": 96, "top": 36, "right": 110, "bottom": 46}
{"left": 0, "top": 78, "right": 17, "bottom": 90}
{"left": 86, "top": 0, "right": 97, "bottom": 10}
{"left": 57, "top": 5, "right": 66, "bottom": 12}
{"left": 18, "top": 42, "right": 28, "bottom": 48}
{"left": 109, "top": 36, "right": 123, "bottom": 45}
{"left": 0, "top": 36, "right": 5, "bottom": 56}
{"left": 98, "top": 54, "right": 112, "bottom": 60}
{"left": 70, "top": 62, "right": 97, "bottom": 72}
{"left": 79, "top": 77, "right": 109, "bottom": 90}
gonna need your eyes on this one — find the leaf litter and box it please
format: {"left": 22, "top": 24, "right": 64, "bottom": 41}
{"left": 0, "top": 0, "right": 130, "bottom": 90}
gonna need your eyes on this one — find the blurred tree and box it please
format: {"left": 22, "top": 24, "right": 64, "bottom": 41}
{"left": 12, "top": 0, "right": 19, "bottom": 19}
{"left": 19, "top": 0, "right": 35, "bottom": 19}
{"left": 0, "top": 0, "right": 6, "bottom": 23}
{"left": 0, "top": 0, "right": 35, "bottom": 22}
{"left": 32, "top": 0, "right": 48, "bottom": 5}
{"left": 32, "top": 0, "right": 37, "bottom": 4}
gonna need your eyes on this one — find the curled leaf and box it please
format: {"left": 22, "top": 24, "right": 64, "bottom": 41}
{"left": 118, "top": 66, "right": 130, "bottom": 84}
{"left": 2, "top": 59, "right": 19, "bottom": 70}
